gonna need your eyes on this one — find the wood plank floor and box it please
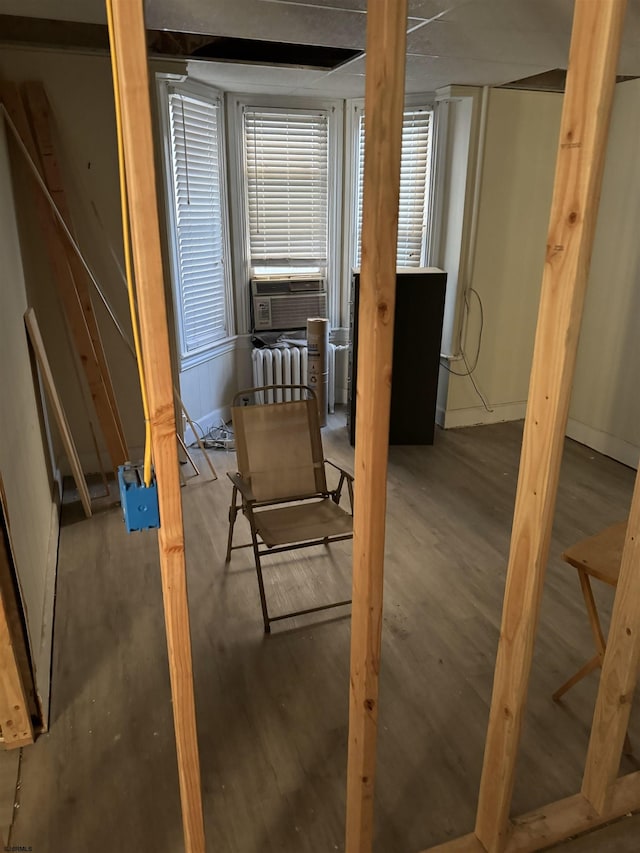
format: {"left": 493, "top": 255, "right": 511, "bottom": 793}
{"left": 11, "top": 417, "right": 640, "bottom": 852}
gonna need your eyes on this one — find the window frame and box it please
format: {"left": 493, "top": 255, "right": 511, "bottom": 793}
{"left": 157, "top": 75, "right": 235, "bottom": 370}
{"left": 226, "top": 94, "right": 343, "bottom": 331}
{"left": 343, "top": 94, "right": 437, "bottom": 320}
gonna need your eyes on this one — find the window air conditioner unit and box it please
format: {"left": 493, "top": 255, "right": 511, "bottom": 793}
{"left": 251, "top": 277, "right": 327, "bottom": 331}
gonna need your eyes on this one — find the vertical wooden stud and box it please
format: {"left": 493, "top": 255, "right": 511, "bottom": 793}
{"left": 582, "top": 466, "right": 640, "bottom": 812}
{"left": 474, "top": 3, "right": 626, "bottom": 851}
{"left": 107, "top": 3, "right": 205, "bottom": 852}
{"left": 0, "top": 521, "right": 34, "bottom": 748}
{"left": 345, "top": 2, "right": 408, "bottom": 851}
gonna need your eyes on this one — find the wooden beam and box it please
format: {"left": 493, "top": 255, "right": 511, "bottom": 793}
{"left": 345, "top": 1, "right": 407, "bottom": 851}
{"left": 473, "top": 3, "right": 626, "bottom": 851}
{"left": 0, "top": 82, "right": 128, "bottom": 473}
{"left": 424, "top": 771, "right": 640, "bottom": 853}
{"left": 176, "top": 433, "right": 200, "bottom": 478}
{"left": 106, "top": 3, "right": 205, "bottom": 853}
{"left": 21, "top": 81, "right": 129, "bottom": 464}
{"left": 0, "top": 493, "right": 39, "bottom": 726}
{"left": 582, "top": 467, "right": 640, "bottom": 812}
{"left": 24, "top": 309, "right": 92, "bottom": 518}
{"left": 0, "top": 522, "right": 34, "bottom": 749}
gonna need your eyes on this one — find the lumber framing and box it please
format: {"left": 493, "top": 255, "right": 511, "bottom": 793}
{"left": 0, "top": 521, "right": 34, "bottom": 749}
{"left": 424, "top": 770, "right": 640, "bottom": 853}
{"left": 582, "top": 466, "right": 640, "bottom": 812}
{"left": 421, "top": 2, "right": 629, "bottom": 852}
{"left": 345, "top": 1, "right": 407, "bottom": 851}
{"left": 0, "top": 81, "right": 128, "bottom": 473}
{"left": 107, "top": 3, "right": 205, "bottom": 852}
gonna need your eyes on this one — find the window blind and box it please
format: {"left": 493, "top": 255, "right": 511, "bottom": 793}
{"left": 243, "top": 109, "right": 329, "bottom": 266}
{"left": 168, "top": 91, "right": 227, "bottom": 356}
{"left": 355, "top": 108, "right": 433, "bottom": 267}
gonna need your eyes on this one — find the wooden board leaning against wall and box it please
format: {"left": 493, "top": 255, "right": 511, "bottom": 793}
{"left": 0, "top": 497, "right": 36, "bottom": 747}
{"left": 0, "top": 80, "right": 128, "bottom": 477}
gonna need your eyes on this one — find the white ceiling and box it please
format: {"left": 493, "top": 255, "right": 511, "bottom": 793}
{"left": 1, "top": 0, "right": 639, "bottom": 97}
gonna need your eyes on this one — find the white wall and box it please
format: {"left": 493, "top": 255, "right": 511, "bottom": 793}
{"left": 0, "top": 121, "right": 59, "bottom": 722}
{"left": 442, "top": 87, "right": 562, "bottom": 428}
{"left": 179, "top": 338, "right": 253, "bottom": 442}
{"left": 567, "top": 78, "right": 640, "bottom": 468}
{"left": 441, "top": 81, "right": 640, "bottom": 471}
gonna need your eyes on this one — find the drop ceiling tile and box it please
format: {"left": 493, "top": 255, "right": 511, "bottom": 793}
{"left": 407, "top": 19, "right": 569, "bottom": 67}
{"left": 187, "top": 59, "right": 328, "bottom": 92}
{"left": 438, "top": 0, "right": 574, "bottom": 32}
{"left": 259, "top": 0, "right": 367, "bottom": 12}
{"left": 324, "top": 53, "right": 551, "bottom": 97}
{"left": 303, "top": 70, "right": 366, "bottom": 97}
{"left": 403, "top": 54, "right": 551, "bottom": 91}
{"left": 407, "top": 0, "right": 480, "bottom": 20}
{"left": 0, "top": 0, "right": 105, "bottom": 22}
{"left": 255, "top": 0, "right": 472, "bottom": 21}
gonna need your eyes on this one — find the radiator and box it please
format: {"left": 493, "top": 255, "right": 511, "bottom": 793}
{"left": 251, "top": 345, "right": 336, "bottom": 412}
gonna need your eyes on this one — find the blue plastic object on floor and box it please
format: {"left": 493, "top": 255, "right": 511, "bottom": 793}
{"left": 117, "top": 463, "right": 160, "bottom": 532}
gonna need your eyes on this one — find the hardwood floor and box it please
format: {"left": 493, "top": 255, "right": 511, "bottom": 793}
{"left": 11, "top": 417, "right": 640, "bottom": 852}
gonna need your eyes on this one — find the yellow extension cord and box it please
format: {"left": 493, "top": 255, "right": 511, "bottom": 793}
{"left": 105, "top": 0, "right": 153, "bottom": 487}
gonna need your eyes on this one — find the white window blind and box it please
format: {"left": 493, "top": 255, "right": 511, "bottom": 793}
{"left": 243, "top": 109, "right": 329, "bottom": 268}
{"left": 167, "top": 91, "right": 228, "bottom": 358}
{"left": 354, "top": 108, "right": 433, "bottom": 267}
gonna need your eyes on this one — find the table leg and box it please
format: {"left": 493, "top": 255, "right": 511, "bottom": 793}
{"left": 552, "top": 569, "right": 606, "bottom": 702}
{"left": 553, "top": 654, "right": 601, "bottom": 702}
{"left": 578, "top": 568, "right": 607, "bottom": 658}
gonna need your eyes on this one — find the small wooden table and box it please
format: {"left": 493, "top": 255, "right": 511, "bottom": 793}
{"left": 553, "top": 520, "right": 627, "bottom": 702}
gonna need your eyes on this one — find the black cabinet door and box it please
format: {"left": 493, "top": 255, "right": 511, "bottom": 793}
{"left": 349, "top": 269, "right": 447, "bottom": 446}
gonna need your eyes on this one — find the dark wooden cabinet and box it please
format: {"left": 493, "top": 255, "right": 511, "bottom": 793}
{"left": 348, "top": 268, "right": 447, "bottom": 446}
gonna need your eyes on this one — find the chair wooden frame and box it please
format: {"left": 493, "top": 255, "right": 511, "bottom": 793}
{"left": 225, "top": 385, "right": 354, "bottom": 633}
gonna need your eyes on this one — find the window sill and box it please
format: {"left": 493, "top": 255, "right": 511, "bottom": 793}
{"left": 179, "top": 335, "right": 238, "bottom": 373}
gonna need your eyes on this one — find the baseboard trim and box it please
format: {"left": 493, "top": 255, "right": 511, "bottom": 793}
{"left": 566, "top": 418, "right": 639, "bottom": 470}
{"left": 183, "top": 405, "right": 231, "bottom": 447}
{"left": 444, "top": 401, "right": 527, "bottom": 429}
{"left": 442, "top": 404, "right": 639, "bottom": 469}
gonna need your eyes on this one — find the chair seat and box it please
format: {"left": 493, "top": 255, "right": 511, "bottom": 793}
{"left": 253, "top": 499, "right": 353, "bottom": 547}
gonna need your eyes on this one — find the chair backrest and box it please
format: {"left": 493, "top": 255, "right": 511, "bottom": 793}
{"left": 232, "top": 387, "right": 327, "bottom": 502}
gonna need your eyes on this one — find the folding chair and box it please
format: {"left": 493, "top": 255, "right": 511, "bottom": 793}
{"left": 225, "top": 385, "right": 353, "bottom": 633}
